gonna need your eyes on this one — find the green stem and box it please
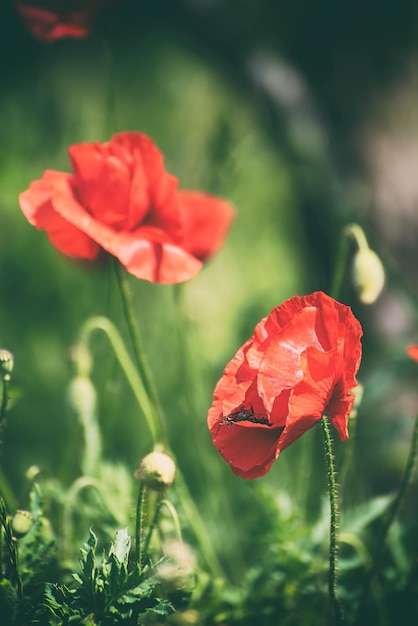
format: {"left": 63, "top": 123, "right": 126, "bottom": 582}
{"left": 113, "top": 261, "right": 167, "bottom": 445}
{"left": 112, "top": 265, "right": 223, "bottom": 577}
{"left": 0, "top": 377, "right": 9, "bottom": 429}
{"left": 330, "top": 223, "right": 369, "bottom": 300}
{"left": 363, "top": 412, "right": 418, "bottom": 599}
{"left": 135, "top": 483, "right": 146, "bottom": 569}
{"left": 142, "top": 494, "right": 164, "bottom": 557}
{"left": 75, "top": 316, "right": 160, "bottom": 444}
{"left": 321, "top": 416, "right": 343, "bottom": 625}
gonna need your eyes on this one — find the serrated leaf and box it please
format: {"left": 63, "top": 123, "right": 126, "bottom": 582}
{"left": 146, "top": 600, "right": 175, "bottom": 616}
{"left": 109, "top": 528, "right": 130, "bottom": 565}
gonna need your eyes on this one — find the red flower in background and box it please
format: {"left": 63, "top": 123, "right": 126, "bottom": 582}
{"left": 407, "top": 345, "right": 418, "bottom": 362}
{"left": 15, "top": 0, "right": 105, "bottom": 42}
{"left": 208, "top": 292, "right": 362, "bottom": 479}
{"left": 19, "top": 132, "right": 235, "bottom": 283}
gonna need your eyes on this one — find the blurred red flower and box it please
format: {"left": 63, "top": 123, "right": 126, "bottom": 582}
{"left": 208, "top": 291, "right": 362, "bottom": 479}
{"left": 14, "top": 1, "right": 102, "bottom": 42}
{"left": 19, "top": 132, "right": 235, "bottom": 283}
{"left": 407, "top": 345, "right": 418, "bottom": 362}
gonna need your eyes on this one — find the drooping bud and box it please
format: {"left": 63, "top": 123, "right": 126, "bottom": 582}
{"left": 352, "top": 247, "right": 385, "bottom": 305}
{"left": 349, "top": 383, "right": 363, "bottom": 419}
{"left": 67, "top": 376, "right": 97, "bottom": 421}
{"left": 135, "top": 450, "right": 176, "bottom": 491}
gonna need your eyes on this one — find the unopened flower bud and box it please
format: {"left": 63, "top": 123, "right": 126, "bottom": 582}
{"left": 349, "top": 383, "right": 363, "bottom": 419}
{"left": 12, "top": 510, "right": 34, "bottom": 538}
{"left": 0, "top": 350, "right": 14, "bottom": 380}
{"left": 352, "top": 247, "right": 385, "bottom": 304}
{"left": 67, "top": 376, "right": 97, "bottom": 419}
{"left": 135, "top": 450, "right": 176, "bottom": 491}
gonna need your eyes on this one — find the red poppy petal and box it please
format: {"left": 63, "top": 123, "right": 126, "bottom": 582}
{"left": 274, "top": 413, "right": 320, "bottom": 455}
{"left": 327, "top": 395, "right": 354, "bottom": 440}
{"left": 407, "top": 345, "right": 418, "bottom": 363}
{"left": 19, "top": 171, "right": 99, "bottom": 259}
{"left": 176, "top": 191, "right": 235, "bottom": 260}
{"left": 257, "top": 307, "right": 322, "bottom": 412}
{"left": 50, "top": 179, "right": 202, "bottom": 283}
{"left": 210, "top": 422, "right": 279, "bottom": 479}
{"left": 116, "top": 237, "right": 202, "bottom": 283}
{"left": 112, "top": 133, "right": 181, "bottom": 236}
{"left": 16, "top": 4, "right": 90, "bottom": 42}
{"left": 69, "top": 141, "right": 136, "bottom": 230}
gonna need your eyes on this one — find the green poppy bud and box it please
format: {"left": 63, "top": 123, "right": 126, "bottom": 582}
{"left": 135, "top": 450, "right": 176, "bottom": 491}
{"left": 0, "top": 350, "right": 14, "bottom": 380}
{"left": 352, "top": 247, "right": 385, "bottom": 304}
{"left": 12, "top": 510, "right": 34, "bottom": 538}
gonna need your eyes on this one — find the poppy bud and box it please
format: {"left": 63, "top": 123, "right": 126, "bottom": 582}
{"left": 0, "top": 350, "right": 14, "bottom": 380}
{"left": 67, "top": 376, "right": 97, "bottom": 420}
{"left": 135, "top": 450, "right": 176, "bottom": 491}
{"left": 12, "top": 510, "right": 34, "bottom": 538}
{"left": 352, "top": 247, "right": 385, "bottom": 305}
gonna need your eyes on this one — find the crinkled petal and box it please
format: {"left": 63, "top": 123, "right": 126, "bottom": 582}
{"left": 69, "top": 141, "right": 138, "bottom": 230}
{"left": 19, "top": 171, "right": 99, "bottom": 259}
{"left": 176, "top": 191, "right": 235, "bottom": 260}
{"left": 257, "top": 307, "right": 323, "bottom": 412}
{"left": 50, "top": 178, "right": 201, "bottom": 283}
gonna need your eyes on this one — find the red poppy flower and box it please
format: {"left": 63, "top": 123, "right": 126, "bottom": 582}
{"left": 407, "top": 345, "right": 418, "bottom": 363}
{"left": 14, "top": 1, "right": 100, "bottom": 41}
{"left": 207, "top": 291, "right": 363, "bottom": 479}
{"left": 19, "top": 132, "right": 235, "bottom": 283}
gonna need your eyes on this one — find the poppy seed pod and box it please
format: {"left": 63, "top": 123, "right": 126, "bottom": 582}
{"left": 135, "top": 450, "right": 176, "bottom": 491}
{"left": 352, "top": 247, "right": 385, "bottom": 305}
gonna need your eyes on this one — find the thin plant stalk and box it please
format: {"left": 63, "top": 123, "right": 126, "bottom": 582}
{"left": 321, "top": 416, "right": 343, "bottom": 625}
{"left": 112, "top": 266, "right": 223, "bottom": 576}
{"left": 135, "top": 483, "right": 146, "bottom": 569}
{"left": 75, "top": 316, "right": 160, "bottom": 444}
{"left": 113, "top": 261, "right": 167, "bottom": 445}
{"left": 362, "top": 412, "right": 418, "bottom": 602}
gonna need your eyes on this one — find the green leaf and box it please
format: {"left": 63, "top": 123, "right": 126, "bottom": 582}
{"left": 342, "top": 494, "right": 395, "bottom": 535}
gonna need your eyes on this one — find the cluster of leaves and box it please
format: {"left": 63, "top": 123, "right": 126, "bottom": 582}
{"left": 0, "top": 491, "right": 173, "bottom": 625}
{"left": 184, "top": 487, "right": 418, "bottom": 626}
{"left": 45, "top": 529, "right": 173, "bottom": 625}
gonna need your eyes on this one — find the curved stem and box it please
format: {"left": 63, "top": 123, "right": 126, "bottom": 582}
{"left": 330, "top": 222, "right": 368, "bottom": 300}
{"left": 75, "top": 316, "right": 160, "bottom": 444}
{"left": 113, "top": 262, "right": 167, "bottom": 445}
{"left": 321, "top": 416, "right": 343, "bottom": 625}
{"left": 111, "top": 265, "right": 223, "bottom": 577}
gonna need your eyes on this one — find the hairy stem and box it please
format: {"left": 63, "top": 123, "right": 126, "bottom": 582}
{"left": 321, "top": 416, "right": 343, "bottom": 625}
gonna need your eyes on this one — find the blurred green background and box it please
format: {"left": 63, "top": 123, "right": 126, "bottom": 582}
{"left": 1, "top": 0, "right": 418, "bottom": 578}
